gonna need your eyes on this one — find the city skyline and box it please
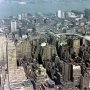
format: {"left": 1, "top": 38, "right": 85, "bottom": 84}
{"left": 0, "top": 0, "right": 90, "bottom": 90}
{"left": 0, "top": 0, "right": 90, "bottom": 18}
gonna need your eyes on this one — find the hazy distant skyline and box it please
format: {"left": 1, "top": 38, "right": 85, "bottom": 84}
{"left": 0, "top": 0, "right": 90, "bottom": 18}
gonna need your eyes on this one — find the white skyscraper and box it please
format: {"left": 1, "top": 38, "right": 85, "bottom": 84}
{"left": 58, "top": 10, "right": 62, "bottom": 18}
{"left": 18, "top": 14, "right": 22, "bottom": 20}
{"left": 58, "top": 10, "right": 65, "bottom": 18}
{"left": 11, "top": 20, "right": 17, "bottom": 32}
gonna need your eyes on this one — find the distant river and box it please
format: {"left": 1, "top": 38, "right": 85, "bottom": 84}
{"left": 0, "top": 0, "right": 90, "bottom": 18}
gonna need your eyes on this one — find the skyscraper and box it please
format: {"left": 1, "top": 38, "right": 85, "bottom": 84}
{"left": 11, "top": 20, "right": 17, "bottom": 32}
{"left": 18, "top": 14, "right": 22, "bottom": 20}
{"left": 57, "top": 10, "right": 65, "bottom": 18}
{"left": 84, "top": 9, "right": 90, "bottom": 21}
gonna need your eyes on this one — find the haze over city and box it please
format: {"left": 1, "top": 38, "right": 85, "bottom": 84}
{"left": 0, "top": 0, "right": 90, "bottom": 90}
{"left": 0, "top": 0, "right": 90, "bottom": 17}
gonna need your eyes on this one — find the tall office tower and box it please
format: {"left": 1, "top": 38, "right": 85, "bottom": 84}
{"left": 73, "top": 65, "right": 81, "bottom": 86}
{"left": 58, "top": 10, "right": 62, "bottom": 18}
{"left": 42, "top": 44, "right": 57, "bottom": 61}
{"left": 18, "top": 14, "right": 22, "bottom": 20}
{"left": 11, "top": 20, "right": 17, "bottom": 32}
{"left": 0, "top": 32, "right": 6, "bottom": 62}
{"left": 84, "top": 9, "right": 90, "bottom": 21}
{"left": 63, "top": 62, "right": 71, "bottom": 82}
{"left": 34, "top": 65, "right": 47, "bottom": 90}
{"left": 21, "top": 12, "right": 27, "bottom": 20}
{"left": 16, "top": 40, "right": 32, "bottom": 60}
{"left": 57, "top": 10, "right": 65, "bottom": 18}
{"left": 73, "top": 39, "right": 80, "bottom": 54}
{"left": 81, "top": 73, "right": 90, "bottom": 90}
{"left": 0, "top": 32, "right": 7, "bottom": 90}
